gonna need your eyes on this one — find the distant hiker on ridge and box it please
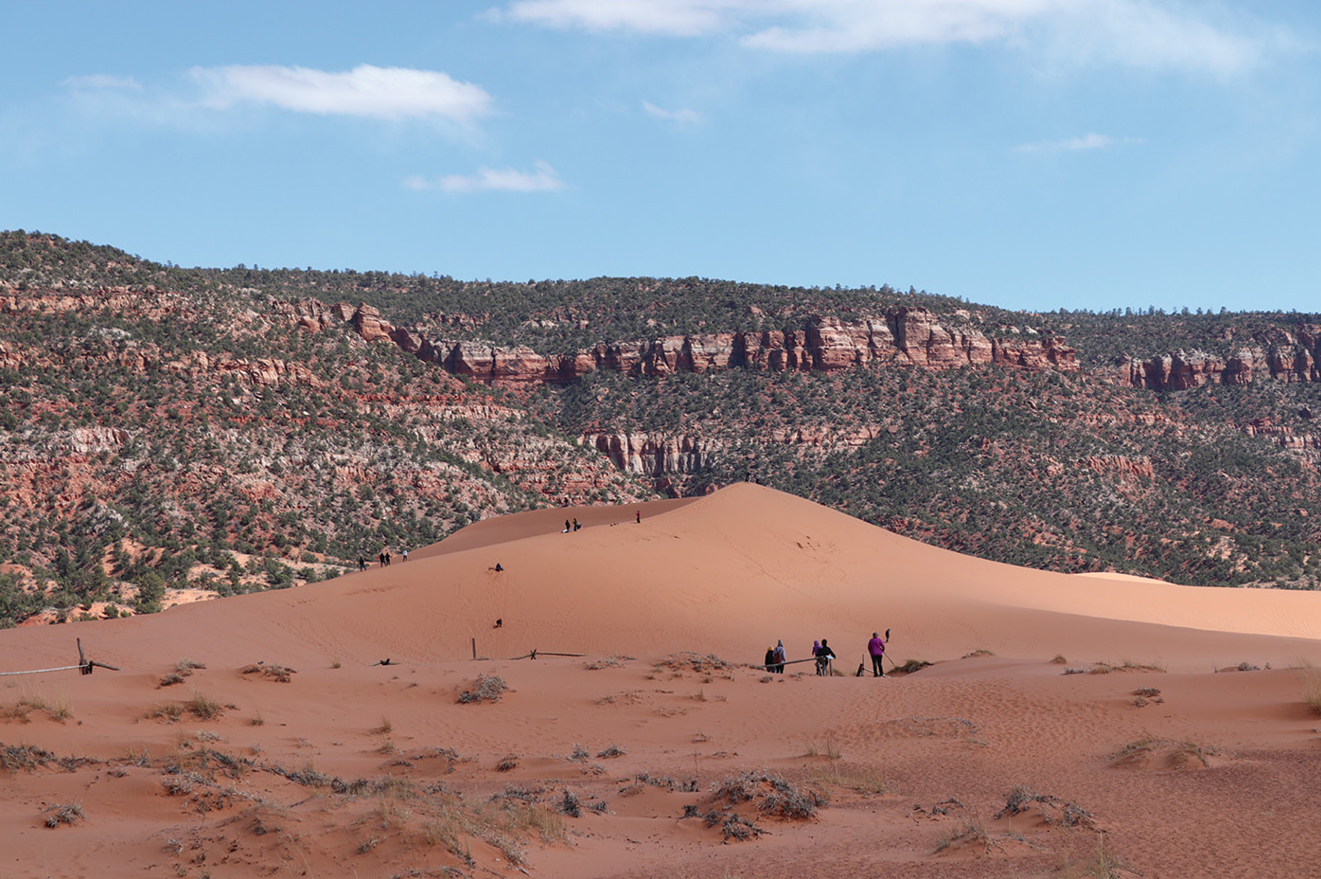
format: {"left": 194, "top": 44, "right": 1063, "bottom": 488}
{"left": 773, "top": 640, "right": 787, "bottom": 674}
{"left": 764, "top": 646, "right": 776, "bottom": 672}
{"left": 636, "top": 510, "right": 641, "bottom": 524}
{"left": 868, "top": 631, "right": 888, "bottom": 677}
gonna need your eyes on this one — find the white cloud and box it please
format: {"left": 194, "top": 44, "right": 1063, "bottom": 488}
{"left": 642, "top": 101, "right": 702, "bottom": 124}
{"left": 63, "top": 74, "right": 143, "bottom": 91}
{"left": 501, "top": 0, "right": 1291, "bottom": 77}
{"left": 1014, "top": 132, "right": 1143, "bottom": 153}
{"left": 191, "top": 64, "right": 492, "bottom": 122}
{"left": 407, "top": 160, "right": 567, "bottom": 193}
{"left": 501, "top": 0, "right": 741, "bottom": 36}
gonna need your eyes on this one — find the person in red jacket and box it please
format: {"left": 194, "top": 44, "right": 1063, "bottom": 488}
{"left": 868, "top": 631, "right": 888, "bottom": 677}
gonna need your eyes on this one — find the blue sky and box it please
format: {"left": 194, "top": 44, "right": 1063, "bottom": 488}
{"left": 2, "top": 1, "right": 1318, "bottom": 313}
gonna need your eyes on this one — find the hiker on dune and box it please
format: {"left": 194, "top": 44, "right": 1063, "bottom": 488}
{"left": 773, "top": 640, "right": 787, "bottom": 674}
{"left": 815, "top": 639, "right": 835, "bottom": 676}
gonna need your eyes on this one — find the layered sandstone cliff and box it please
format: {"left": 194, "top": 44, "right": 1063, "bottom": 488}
{"left": 289, "top": 299, "right": 1080, "bottom": 386}
{"left": 1119, "top": 327, "right": 1321, "bottom": 390}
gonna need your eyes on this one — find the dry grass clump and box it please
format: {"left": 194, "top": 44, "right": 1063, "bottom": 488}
{"left": 2, "top": 743, "right": 55, "bottom": 772}
{"left": 1059, "top": 838, "right": 1133, "bottom": 879}
{"left": 2, "top": 692, "right": 72, "bottom": 723}
{"left": 145, "top": 690, "right": 225, "bottom": 723}
{"left": 43, "top": 801, "right": 85, "bottom": 827}
{"left": 892, "top": 658, "right": 932, "bottom": 674}
{"left": 934, "top": 817, "right": 988, "bottom": 853}
{"left": 185, "top": 690, "right": 225, "bottom": 720}
{"left": 801, "top": 736, "right": 842, "bottom": 760}
{"left": 596, "top": 743, "right": 626, "bottom": 759}
{"left": 1303, "top": 667, "right": 1321, "bottom": 715}
{"left": 241, "top": 662, "right": 296, "bottom": 683}
{"left": 584, "top": 655, "right": 630, "bottom": 670}
{"left": 458, "top": 674, "right": 509, "bottom": 704}
{"left": 713, "top": 771, "right": 828, "bottom": 820}
{"left": 656, "top": 653, "right": 734, "bottom": 675}
{"left": 159, "top": 658, "right": 206, "bottom": 688}
{"left": 622, "top": 771, "right": 697, "bottom": 793}
{"left": 962, "top": 649, "right": 995, "bottom": 659}
{"left": 995, "top": 785, "right": 1095, "bottom": 829}
{"left": 1111, "top": 735, "right": 1222, "bottom": 769}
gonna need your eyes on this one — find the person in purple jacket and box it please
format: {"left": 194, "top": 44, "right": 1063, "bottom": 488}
{"left": 868, "top": 631, "right": 888, "bottom": 677}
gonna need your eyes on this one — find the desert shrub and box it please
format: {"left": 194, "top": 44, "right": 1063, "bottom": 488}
{"left": 714, "top": 771, "right": 827, "bottom": 819}
{"left": 241, "top": 662, "right": 296, "bottom": 682}
{"left": 934, "top": 818, "right": 987, "bottom": 853}
{"left": 560, "top": 789, "right": 580, "bottom": 817}
{"left": 458, "top": 674, "right": 508, "bottom": 704}
{"left": 596, "top": 744, "right": 626, "bottom": 758}
{"left": 2, "top": 743, "right": 55, "bottom": 772}
{"left": 184, "top": 690, "right": 224, "bottom": 720}
{"left": 44, "top": 801, "right": 85, "bottom": 827}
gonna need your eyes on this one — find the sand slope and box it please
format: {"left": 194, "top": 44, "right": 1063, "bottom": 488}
{"left": 3, "top": 483, "right": 1321, "bottom": 878}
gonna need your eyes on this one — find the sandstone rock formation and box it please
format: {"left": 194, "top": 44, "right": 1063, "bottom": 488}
{"left": 299, "top": 301, "right": 1080, "bottom": 387}
{"left": 1120, "top": 327, "right": 1321, "bottom": 390}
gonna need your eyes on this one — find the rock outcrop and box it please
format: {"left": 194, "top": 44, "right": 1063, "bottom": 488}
{"left": 298, "top": 301, "right": 1080, "bottom": 387}
{"left": 1120, "top": 327, "right": 1321, "bottom": 390}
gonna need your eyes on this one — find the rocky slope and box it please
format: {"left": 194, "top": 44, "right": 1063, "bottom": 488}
{"left": 3, "top": 231, "right": 1321, "bottom": 625}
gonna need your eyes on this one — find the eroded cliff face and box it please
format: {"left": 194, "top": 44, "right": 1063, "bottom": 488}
{"left": 292, "top": 299, "right": 1080, "bottom": 386}
{"left": 1119, "top": 327, "right": 1321, "bottom": 390}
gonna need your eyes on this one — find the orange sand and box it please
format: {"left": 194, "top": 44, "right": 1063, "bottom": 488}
{"left": 2, "top": 483, "right": 1320, "bottom": 878}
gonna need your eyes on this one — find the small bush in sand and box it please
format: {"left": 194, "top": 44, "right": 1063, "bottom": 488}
{"left": 596, "top": 744, "right": 626, "bottom": 759}
{"left": 714, "top": 771, "right": 828, "bottom": 819}
{"left": 372, "top": 716, "right": 393, "bottom": 735}
{"left": 44, "top": 801, "right": 85, "bottom": 827}
{"left": 184, "top": 691, "right": 224, "bottom": 721}
{"left": 893, "top": 658, "right": 932, "bottom": 674}
{"left": 1303, "top": 668, "right": 1321, "bottom": 715}
{"left": 159, "top": 658, "right": 205, "bottom": 688}
{"left": 584, "top": 655, "right": 630, "bottom": 670}
{"left": 934, "top": 817, "right": 988, "bottom": 853}
{"left": 496, "top": 755, "right": 519, "bottom": 772}
{"left": 458, "top": 674, "right": 508, "bottom": 704}
{"left": 5, "top": 692, "right": 71, "bottom": 722}
{"left": 1059, "top": 837, "right": 1132, "bottom": 879}
{"left": 962, "top": 648, "right": 995, "bottom": 659}
{"left": 2, "top": 743, "right": 55, "bottom": 772}
{"left": 1051, "top": 654, "right": 1068, "bottom": 664}
{"left": 801, "top": 737, "right": 841, "bottom": 760}
{"left": 241, "top": 662, "right": 296, "bottom": 683}
{"left": 1111, "top": 735, "right": 1221, "bottom": 769}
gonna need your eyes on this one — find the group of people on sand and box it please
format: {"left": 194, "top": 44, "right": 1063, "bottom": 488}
{"left": 764, "top": 631, "right": 890, "bottom": 677}
{"left": 356, "top": 548, "right": 409, "bottom": 571}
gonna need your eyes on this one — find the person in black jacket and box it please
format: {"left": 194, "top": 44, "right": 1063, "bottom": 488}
{"left": 815, "top": 639, "right": 836, "bottom": 676}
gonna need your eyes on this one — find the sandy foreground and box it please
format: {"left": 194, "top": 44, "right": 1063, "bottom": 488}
{"left": 3, "top": 483, "right": 1321, "bottom": 878}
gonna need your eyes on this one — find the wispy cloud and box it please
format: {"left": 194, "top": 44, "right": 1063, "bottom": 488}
{"left": 190, "top": 64, "right": 492, "bottom": 122}
{"left": 500, "top": 0, "right": 741, "bottom": 36}
{"left": 405, "top": 160, "right": 567, "bottom": 193}
{"left": 1014, "top": 132, "right": 1143, "bottom": 154}
{"left": 501, "top": 0, "right": 1291, "bottom": 77}
{"left": 643, "top": 101, "right": 702, "bottom": 124}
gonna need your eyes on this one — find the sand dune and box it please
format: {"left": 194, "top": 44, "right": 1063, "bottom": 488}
{"left": 3, "top": 483, "right": 1321, "bottom": 878}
